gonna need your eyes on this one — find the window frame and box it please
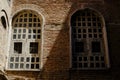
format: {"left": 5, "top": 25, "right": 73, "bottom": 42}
{"left": 70, "top": 9, "right": 110, "bottom": 70}
{"left": 7, "top": 10, "right": 43, "bottom": 71}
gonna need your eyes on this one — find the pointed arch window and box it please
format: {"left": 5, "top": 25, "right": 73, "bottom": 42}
{"left": 71, "top": 9, "right": 110, "bottom": 69}
{"left": 8, "top": 10, "right": 43, "bottom": 70}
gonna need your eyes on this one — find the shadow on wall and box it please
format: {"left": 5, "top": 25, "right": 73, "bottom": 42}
{"left": 0, "top": 75, "right": 7, "bottom": 80}
{"left": 38, "top": 1, "right": 82, "bottom": 80}
{"left": 39, "top": 24, "right": 70, "bottom": 80}
{"left": 39, "top": 0, "right": 120, "bottom": 80}
{"left": 5, "top": 0, "right": 120, "bottom": 80}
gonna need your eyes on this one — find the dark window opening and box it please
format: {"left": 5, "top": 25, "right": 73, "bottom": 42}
{"left": 1, "top": 16, "right": 7, "bottom": 29}
{"left": 30, "top": 42, "right": 38, "bottom": 53}
{"left": 14, "top": 42, "right": 22, "bottom": 53}
{"left": 84, "top": 63, "right": 88, "bottom": 67}
{"left": 36, "top": 57, "right": 39, "bottom": 62}
{"left": 31, "top": 57, "right": 35, "bottom": 62}
{"left": 31, "top": 64, "right": 34, "bottom": 69}
{"left": 78, "top": 29, "right": 81, "bottom": 33}
{"left": 72, "top": 56, "right": 77, "bottom": 61}
{"left": 26, "top": 57, "right": 30, "bottom": 62}
{"left": 79, "top": 57, "right": 82, "bottom": 61}
{"left": 78, "top": 34, "right": 81, "bottom": 38}
{"left": 10, "top": 57, "right": 14, "bottom": 62}
{"left": 36, "top": 64, "right": 39, "bottom": 69}
{"left": 38, "top": 23, "right": 41, "bottom": 27}
{"left": 90, "top": 56, "right": 94, "bottom": 61}
{"left": 83, "top": 29, "right": 86, "bottom": 33}
{"left": 75, "top": 42, "right": 84, "bottom": 52}
{"left": 72, "top": 62, "right": 77, "bottom": 68}
{"left": 90, "top": 63, "right": 94, "bottom": 68}
{"left": 92, "top": 42, "right": 101, "bottom": 52}
{"left": 84, "top": 57, "right": 87, "bottom": 61}
{"left": 82, "top": 23, "right": 86, "bottom": 26}
{"left": 79, "top": 63, "right": 82, "bottom": 68}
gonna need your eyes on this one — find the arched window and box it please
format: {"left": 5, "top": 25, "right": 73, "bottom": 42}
{"left": 8, "top": 10, "right": 43, "bottom": 70}
{"left": 71, "top": 9, "right": 109, "bottom": 69}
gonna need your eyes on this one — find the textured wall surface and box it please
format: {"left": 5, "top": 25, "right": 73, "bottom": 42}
{"left": 0, "top": 0, "right": 10, "bottom": 79}
{"left": 0, "top": 0, "right": 120, "bottom": 80}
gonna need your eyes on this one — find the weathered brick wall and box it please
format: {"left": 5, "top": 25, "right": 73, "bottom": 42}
{"left": 6, "top": 0, "right": 120, "bottom": 80}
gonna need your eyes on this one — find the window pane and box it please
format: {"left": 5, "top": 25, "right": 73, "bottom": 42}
{"left": 15, "top": 57, "right": 19, "bottom": 62}
{"left": 14, "top": 42, "right": 22, "bottom": 53}
{"left": 72, "top": 56, "right": 77, "bottom": 61}
{"left": 72, "top": 62, "right": 77, "bottom": 68}
{"left": 26, "top": 57, "right": 30, "bottom": 62}
{"left": 14, "top": 29, "right": 17, "bottom": 33}
{"left": 20, "top": 63, "right": 24, "bottom": 68}
{"left": 10, "top": 57, "right": 14, "bottom": 62}
{"left": 92, "top": 42, "right": 101, "bottom": 52}
{"left": 31, "top": 64, "right": 34, "bottom": 69}
{"left": 26, "top": 64, "right": 29, "bottom": 68}
{"left": 37, "top": 35, "right": 41, "bottom": 39}
{"left": 75, "top": 42, "right": 84, "bottom": 52}
{"left": 21, "top": 57, "right": 24, "bottom": 62}
{"left": 10, "top": 63, "right": 13, "bottom": 68}
{"left": 31, "top": 57, "right": 35, "bottom": 62}
{"left": 36, "top": 57, "right": 39, "bottom": 62}
{"left": 15, "top": 63, "right": 19, "bottom": 68}
{"left": 13, "top": 35, "right": 16, "bottom": 39}
{"left": 36, "top": 64, "right": 39, "bottom": 69}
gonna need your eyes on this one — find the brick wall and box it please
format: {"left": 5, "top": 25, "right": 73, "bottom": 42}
{"left": 5, "top": 0, "right": 120, "bottom": 80}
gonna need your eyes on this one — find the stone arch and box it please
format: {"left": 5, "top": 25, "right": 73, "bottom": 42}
{"left": 1, "top": 9, "right": 9, "bottom": 29}
{"left": 69, "top": 8, "right": 106, "bottom": 27}
{"left": 11, "top": 4, "right": 48, "bottom": 24}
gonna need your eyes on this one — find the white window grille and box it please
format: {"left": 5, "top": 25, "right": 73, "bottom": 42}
{"left": 8, "top": 10, "right": 42, "bottom": 70}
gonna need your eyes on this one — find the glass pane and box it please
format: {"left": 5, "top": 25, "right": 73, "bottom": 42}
{"left": 20, "top": 63, "right": 24, "bottom": 68}
{"left": 31, "top": 57, "right": 35, "bottom": 62}
{"left": 31, "top": 64, "right": 34, "bottom": 69}
{"left": 26, "top": 57, "right": 30, "bottom": 62}
{"left": 36, "top": 64, "right": 39, "bottom": 69}
{"left": 29, "top": 13, "right": 32, "bottom": 17}
{"left": 72, "top": 62, "right": 77, "bottom": 68}
{"left": 15, "top": 57, "right": 19, "bottom": 62}
{"left": 22, "top": 34, "right": 26, "bottom": 39}
{"left": 26, "top": 64, "right": 29, "bottom": 68}
{"left": 10, "top": 63, "right": 13, "bottom": 68}
{"left": 38, "top": 29, "right": 41, "bottom": 33}
{"left": 15, "top": 63, "right": 19, "bottom": 68}
{"left": 37, "top": 35, "right": 41, "bottom": 39}
{"left": 10, "top": 57, "right": 14, "bottom": 62}
{"left": 14, "top": 29, "right": 17, "bottom": 33}
{"left": 21, "top": 57, "right": 24, "bottom": 62}
{"left": 36, "top": 57, "right": 39, "bottom": 62}
{"left": 18, "top": 35, "right": 21, "bottom": 39}
{"left": 28, "top": 35, "right": 31, "bottom": 39}
{"left": 23, "top": 29, "right": 26, "bottom": 33}
{"left": 13, "top": 35, "right": 16, "bottom": 39}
